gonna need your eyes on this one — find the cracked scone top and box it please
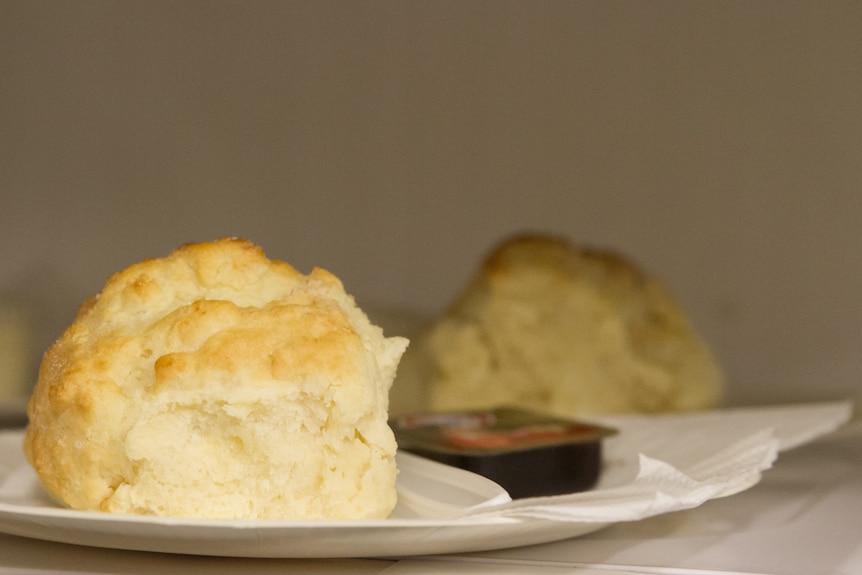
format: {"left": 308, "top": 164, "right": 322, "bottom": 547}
{"left": 24, "top": 238, "right": 408, "bottom": 519}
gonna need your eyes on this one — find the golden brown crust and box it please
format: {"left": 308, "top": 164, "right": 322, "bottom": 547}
{"left": 24, "top": 238, "right": 407, "bottom": 519}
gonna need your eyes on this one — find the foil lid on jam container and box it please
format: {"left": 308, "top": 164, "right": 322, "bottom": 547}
{"left": 391, "top": 407, "right": 617, "bottom": 499}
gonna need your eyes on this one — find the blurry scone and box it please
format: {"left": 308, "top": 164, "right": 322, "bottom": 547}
{"left": 398, "top": 234, "right": 722, "bottom": 417}
{"left": 24, "top": 238, "right": 408, "bottom": 520}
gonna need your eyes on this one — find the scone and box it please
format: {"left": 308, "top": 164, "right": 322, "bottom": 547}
{"left": 24, "top": 238, "right": 408, "bottom": 520}
{"left": 396, "top": 234, "right": 723, "bottom": 417}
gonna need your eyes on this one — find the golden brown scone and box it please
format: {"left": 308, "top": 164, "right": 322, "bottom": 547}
{"left": 24, "top": 238, "right": 408, "bottom": 520}
{"left": 395, "top": 234, "right": 723, "bottom": 417}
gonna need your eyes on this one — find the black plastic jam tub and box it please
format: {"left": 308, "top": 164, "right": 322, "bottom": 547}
{"left": 391, "top": 407, "right": 617, "bottom": 499}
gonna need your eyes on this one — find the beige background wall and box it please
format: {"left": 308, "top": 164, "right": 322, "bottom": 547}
{"left": 2, "top": 1, "right": 860, "bottom": 408}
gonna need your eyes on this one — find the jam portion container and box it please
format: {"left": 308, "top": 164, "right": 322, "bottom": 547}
{"left": 391, "top": 407, "right": 616, "bottom": 499}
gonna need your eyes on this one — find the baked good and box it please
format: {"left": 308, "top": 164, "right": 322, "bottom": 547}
{"left": 24, "top": 238, "right": 408, "bottom": 519}
{"left": 395, "top": 234, "right": 723, "bottom": 417}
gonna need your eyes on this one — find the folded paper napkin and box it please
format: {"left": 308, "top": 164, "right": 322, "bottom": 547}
{"left": 456, "top": 401, "right": 853, "bottom": 523}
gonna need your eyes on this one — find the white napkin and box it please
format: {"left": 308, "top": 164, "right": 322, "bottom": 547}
{"left": 457, "top": 401, "right": 853, "bottom": 523}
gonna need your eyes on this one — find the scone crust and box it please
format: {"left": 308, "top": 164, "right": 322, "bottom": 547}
{"left": 24, "top": 238, "right": 407, "bottom": 519}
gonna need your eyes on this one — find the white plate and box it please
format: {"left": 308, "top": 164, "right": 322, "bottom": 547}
{"left": 0, "top": 430, "right": 609, "bottom": 558}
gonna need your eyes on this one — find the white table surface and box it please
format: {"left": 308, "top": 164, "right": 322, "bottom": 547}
{"left": 1, "top": 419, "right": 860, "bottom": 575}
